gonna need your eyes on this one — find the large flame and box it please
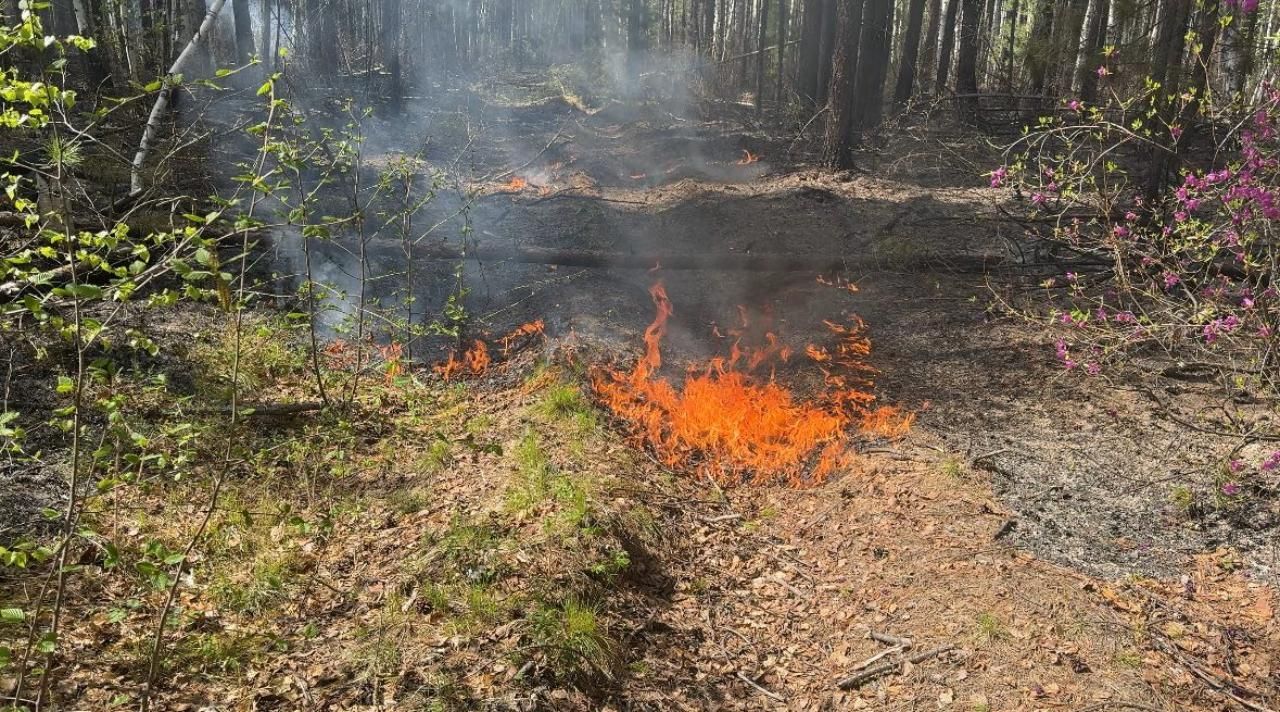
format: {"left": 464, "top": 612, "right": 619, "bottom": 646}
{"left": 592, "top": 282, "right": 912, "bottom": 487}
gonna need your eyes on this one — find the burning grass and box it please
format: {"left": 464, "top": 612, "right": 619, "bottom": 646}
{"left": 435, "top": 321, "right": 546, "bottom": 380}
{"left": 592, "top": 282, "right": 913, "bottom": 487}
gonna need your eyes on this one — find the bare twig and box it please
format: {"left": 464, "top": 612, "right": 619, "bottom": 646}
{"left": 735, "top": 671, "right": 786, "bottom": 703}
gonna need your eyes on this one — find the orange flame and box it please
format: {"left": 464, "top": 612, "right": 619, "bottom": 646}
{"left": 592, "top": 282, "right": 911, "bottom": 488}
{"left": 736, "top": 150, "right": 760, "bottom": 165}
{"left": 436, "top": 340, "right": 491, "bottom": 379}
{"left": 504, "top": 177, "right": 528, "bottom": 192}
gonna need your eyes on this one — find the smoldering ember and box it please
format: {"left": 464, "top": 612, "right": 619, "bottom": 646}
{"left": 5, "top": 0, "right": 1280, "bottom": 710}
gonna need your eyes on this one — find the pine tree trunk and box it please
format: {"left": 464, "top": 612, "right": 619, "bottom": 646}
{"left": 1051, "top": 0, "right": 1086, "bottom": 95}
{"left": 852, "top": 0, "right": 891, "bottom": 129}
{"left": 796, "top": 0, "right": 822, "bottom": 101}
{"left": 954, "top": 0, "right": 980, "bottom": 118}
{"left": 382, "top": 0, "right": 401, "bottom": 108}
{"left": 1183, "top": 1, "right": 1219, "bottom": 120}
{"left": 814, "top": 0, "right": 837, "bottom": 105}
{"left": 1025, "top": 0, "right": 1054, "bottom": 94}
{"left": 775, "top": 0, "right": 788, "bottom": 102}
{"left": 1002, "top": 0, "right": 1019, "bottom": 90}
{"left": 919, "top": 0, "right": 942, "bottom": 91}
{"left": 822, "top": 0, "right": 866, "bottom": 168}
{"left": 1143, "top": 0, "right": 1192, "bottom": 200}
{"left": 755, "top": 0, "right": 769, "bottom": 110}
{"left": 1076, "top": 0, "right": 1107, "bottom": 100}
{"left": 232, "top": 0, "right": 254, "bottom": 64}
{"left": 934, "top": 0, "right": 959, "bottom": 90}
{"left": 892, "top": 0, "right": 927, "bottom": 104}
{"left": 1224, "top": 2, "right": 1258, "bottom": 97}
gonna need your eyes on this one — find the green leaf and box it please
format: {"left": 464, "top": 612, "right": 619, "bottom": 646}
{"left": 55, "top": 376, "right": 73, "bottom": 394}
{"left": 64, "top": 283, "right": 102, "bottom": 299}
{"left": 0, "top": 608, "right": 25, "bottom": 623}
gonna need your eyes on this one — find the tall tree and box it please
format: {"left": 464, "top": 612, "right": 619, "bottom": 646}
{"left": 1025, "top": 0, "right": 1054, "bottom": 95}
{"left": 822, "top": 0, "right": 865, "bottom": 168}
{"left": 232, "top": 0, "right": 254, "bottom": 65}
{"left": 775, "top": 0, "right": 788, "bottom": 102}
{"left": 892, "top": 0, "right": 927, "bottom": 104}
{"left": 796, "top": 0, "right": 824, "bottom": 102}
{"left": 382, "top": 0, "right": 402, "bottom": 108}
{"left": 918, "top": 0, "right": 942, "bottom": 90}
{"left": 755, "top": 0, "right": 769, "bottom": 110}
{"left": 954, "top": 0, "right": 980, "bottom": 117}
{"left": 1002, "top": 0, "right": 1020, "bottom": 90}
{"left": 1223, "top": 1, "right": 1259, "bottom": 98}
{"left": 814, "top": 0, "right": 837, "bottom": 105}
{"left": 852, "top": 0, "right": 892, "bottom": 128}
{"left": 934, "top": 0, "right": 959, "bottom": 90}
{"left": 1051, "top": 0, "right": 1087, "bottom": 95}
{"left": 1075, "top": 0, "right": 1108, "bottom": 101}
{"left": 1143, "top": 0, "right": 1192, "bottom": 199}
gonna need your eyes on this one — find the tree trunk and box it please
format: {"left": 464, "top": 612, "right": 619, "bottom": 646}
{"left": 822, "top": 0, "right": 866, "bottom": 168}
{"left": 919, "top": 0, "right": 942, "bottom": 91}
{"left": 892, "top": 0, "right": 927, "bottom": 104}
{"left": 1143, "top": 0, "right": 1192, "bottom": 200}
{"left": 1025, "top": 0, "right": 1054, "bottom": 94}
{"left": 1224, "top": 2, "right": 1258, "bottom": 98}
{"left": 1051, "top": 0, "right": 1087, "bottom": 95}
{"left": 796, "top": 0, "right": 822, "bottom": 101}
{"left": 814, "top": 0, "right": 837, "bottom": 105}
{"left": 934, "top": 0, "right": 959, "bottom": 90}
{"left": 1002, "top": 0, "right": 1019, "bottom": 90}
{"left": 382, "top": 0, "right": 402, "bottom": 109}
{"left": 755, "top": 0, "right": 769, "bottom": 110}
{"left": 775, "top": 0, "right": 788, "bottom": 102}
{"left": 232, "top": 0, "right": 254, "bottom": 64}
{"left": 1075, "top": 0, "right": 1108, "bottom": 100}
{"left": 1182, "top": 1, "right": 1219, "bottom": 120}
{"left": 258, "top": 0, "right": 272, "bottom": 69}
{"left": 852, "top": 0, "right": 891, "bottom": 129}
{"left": 954, "top": 0, "right": 981, "bottom": 119}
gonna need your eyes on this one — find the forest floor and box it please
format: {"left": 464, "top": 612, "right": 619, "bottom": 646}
{"left": 5, "top": 70, "right": 1280, "bottom": 709}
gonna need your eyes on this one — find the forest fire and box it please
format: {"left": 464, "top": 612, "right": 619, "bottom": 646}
{"left": 504, "top": 176, "right": 529, "bottom": 192}
{"left": 592, "top": 282, "right": 912, "bottom": 487}
{"left": 737, "top": 150, "right": 761, "bottom": 165}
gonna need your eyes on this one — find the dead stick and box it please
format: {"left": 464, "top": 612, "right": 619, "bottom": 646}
{"left": 835, "top": 644, "right": 954, "bottom": 690}
{"left": 870, "top": 631, "right": 913, "bottom": 649}
{"left": 736, "top": 671, "right": 786, "bottom": 703}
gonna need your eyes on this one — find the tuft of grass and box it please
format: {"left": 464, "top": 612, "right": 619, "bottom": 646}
{"left": 167, "top": 631, "right": 268, "bottom": 675}
{"left": 209, "top": 548, "right": 305, "bottom": 614}
{"left": 528, "top": 598, "right": 617, "bottom": 684}
{"left": 939, "top": 455, "right": 966, "bottom": 480}
{"left": 506, "top": 431, "right": 556, "bottom": 514}
{"left": 538, "top": 384, "right": 596, "bottom": 427}
{"left": 975, "top": 612, "right": 1006, "bottom": 642}
{"left": 387, "top": 486, "right": 432, "bottom": 515}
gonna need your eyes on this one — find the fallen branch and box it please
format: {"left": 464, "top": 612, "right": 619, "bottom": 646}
{"left": 835, "top": 644, "right": 954, "bottom": 690}
{"left": 192, "top": 401, "right": 324, "bottom": 417}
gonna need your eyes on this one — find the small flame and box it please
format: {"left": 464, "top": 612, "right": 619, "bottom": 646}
{"left": 736, "top": 150, "right": 760, "bottom": 165}
{"left": 436, "top": 340, "right": 491, "bottom": 379}
{"left": 505, "top": 177, "right": 528, "bottom": 192}
{"left": 630, "top": 172, "right": 648, "bottom": 180}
